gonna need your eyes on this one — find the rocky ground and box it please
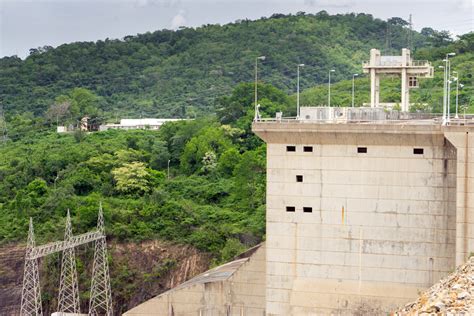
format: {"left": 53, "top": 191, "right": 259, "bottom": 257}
{"left": 395, "top": 257, "right": 474, "bottom": 315}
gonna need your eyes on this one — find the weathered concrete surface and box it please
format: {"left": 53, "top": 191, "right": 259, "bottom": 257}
{"left": 123, "top": 244, "right": 266, "bottom": 316}
{"left": 253, "top": 122, "right": 473, "bottom": 315}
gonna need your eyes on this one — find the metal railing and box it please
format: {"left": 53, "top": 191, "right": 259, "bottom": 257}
{"left": 362, "top": 60, "right": 430, "bottom": 68}
{"left": 254, "top": 113, "right": 474, "bottom": 126}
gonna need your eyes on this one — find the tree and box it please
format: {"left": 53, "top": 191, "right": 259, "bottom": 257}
{"left": 180, "top": 127, "right": 231, "bottom": 174}
{"left": 218, "top": 148, "right": 241, "bottom": 176}
{"left": 69, "top": 88, "right": 100, "bottom": 119}
{"left": 216, "top": 83, "right": 292, "bottom": 125}
{"left": 45, "top": 100, "right": 71, "bottom": 124}
{"left": 201, "top": 151, "right": 217, "bottom": 174}
{"left": 232, "top": 146, "right": 265, "bottom": 209}
{"left": 112, "top": 162, "right": 151, "bottom": 195}
{"left": 387, "top": 17, "right": 409, "bottom": 27}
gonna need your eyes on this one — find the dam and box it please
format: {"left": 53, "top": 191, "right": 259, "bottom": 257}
{"left": 125, "top": 107, "right": 474, "bottom": 315}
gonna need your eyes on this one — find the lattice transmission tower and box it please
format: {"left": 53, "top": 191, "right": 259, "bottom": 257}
{"left": 58, "top": 209, "right": 81, "bottom": 314}
{"left": 89, "top": 205, "right": 113, "bottom": 315}
{"left": 20, "top": 218, "right": 43, "bottom": 316}
{"left": 20, "top": 205, "right": 112, "bottom": 316}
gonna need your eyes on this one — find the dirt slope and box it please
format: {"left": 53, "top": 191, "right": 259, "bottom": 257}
{"left": 0, "top": 240, "right": 211, "bottom": 315}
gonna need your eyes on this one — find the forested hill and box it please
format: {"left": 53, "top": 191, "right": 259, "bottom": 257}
{"left": 1, "top": 12, "right": 436, "bottom": 119}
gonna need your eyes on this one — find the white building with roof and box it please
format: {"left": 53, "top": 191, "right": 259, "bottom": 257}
{"left": 99, "top": 118, "right": 186, "bottom": 131}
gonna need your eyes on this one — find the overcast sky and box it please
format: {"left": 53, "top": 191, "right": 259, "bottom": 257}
{"left": 0, "top": 0, "right": 472, "bottom": 58}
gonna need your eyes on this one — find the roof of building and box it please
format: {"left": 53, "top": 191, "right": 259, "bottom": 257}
{"left": 167, "top": 243, "right": 262, "bottom": 293}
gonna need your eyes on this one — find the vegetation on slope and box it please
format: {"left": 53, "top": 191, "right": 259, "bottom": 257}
{"left": 1, "top": 12, "right": 433, "bottom": 120}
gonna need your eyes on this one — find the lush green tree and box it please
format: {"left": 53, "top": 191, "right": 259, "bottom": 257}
{"left": 180, "top": 127, "right": 232, "bottom": 174}
{"left": 112, "top": 162, "right": 151, "bottom": 195}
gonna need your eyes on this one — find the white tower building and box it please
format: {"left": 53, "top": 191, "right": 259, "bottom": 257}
{"left": 363, "top": 48, "right": 433, "bottom": 111}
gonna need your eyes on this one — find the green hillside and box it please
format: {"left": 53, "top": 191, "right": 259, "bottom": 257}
{"left": 1, "top": 12, "right": 430, "bottom": 120}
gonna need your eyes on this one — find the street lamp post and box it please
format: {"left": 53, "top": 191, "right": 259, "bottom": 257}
{"left": 254, "top": 56, "right": 266, "bottom": 121}
{"left": 352, "top": 74, "right": 359, "bottom": 108}
{"left": 297, "top": 64, "right": 305, "bottom": 118}
{"left": 453, "top": 71, "right": 460, "bottom": 119}
{"left": 328, "top": 69, "right": 335, "bottom": 107}
{"left": 167, "top": 159, "right": 170, "bottom": 179}
{"left": 439, "top": 65, "right": 446, "bottom": 122}
{"left": 443, "top": 53, "right": 456, "bottom": 124}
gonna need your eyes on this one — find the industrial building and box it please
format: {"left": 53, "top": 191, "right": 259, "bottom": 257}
{"left": 99, "top": 118, "right": 185, "bottom": 131}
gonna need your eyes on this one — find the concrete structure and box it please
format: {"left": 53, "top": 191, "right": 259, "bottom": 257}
{"left": 252, "top": 117, "right": 474, "bottom": 315}
{"left": 124, "top": 245, "right": 266, "bottom": 316}
{"left": 363, "top": 48, "right": 433, "bottom": 112}
{"left": 99, "top": 118, "right": 185, "bottom": 131}
{"left": 123, "top": 110, "right": 474, "bottom": 315}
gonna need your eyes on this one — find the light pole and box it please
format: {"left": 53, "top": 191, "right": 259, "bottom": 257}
{"left": 352, "top": 74, "right": 359, "bottom": 108}
{"left": 453, "top": 71, "right": 460, "bottom": 119}
{"left": 439, "top": 65, "right": 446, "bottom": 121}
{"left": 328, "top": 69, "right": 335, "bottom": 107}
{"left": 167, "top": 159, "right": 170, "bottom": 179}
{"left": 297, "top": 64, "right": 305, "bottom": 118}
{"left": 443, "top": 53, "right": 456, "bottom": 124}
{"left": 254, "top": 56, "right": 266, "bottom": 121}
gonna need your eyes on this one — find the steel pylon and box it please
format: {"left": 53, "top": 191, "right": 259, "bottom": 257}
{"left": 58, "top": 209, "right": 81, "bottom": 314}
{"left": 89, "top": 203, "right": 113, "bottom": 316}
{"left": 20, "top": 218, "right": 42, "bottom": 316}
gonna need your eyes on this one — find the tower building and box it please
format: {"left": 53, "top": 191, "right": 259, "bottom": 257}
{"left": 363, "top": 48, "right": 433, "bottom": 111}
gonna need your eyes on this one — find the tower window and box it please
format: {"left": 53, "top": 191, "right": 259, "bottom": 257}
{"left": 296, "top": 175, "right": 303, "bottom": 182}
{"left": 357, "top": 147, "right": 367, "bottom": 153}
{"left": 413, "top": 148, "right": 424, "bottom": 155}
{"left": 303, "top": 207, "right": 313, "bottom": 213}
{"left": 286, "top": 206, "right": 295, "bottom": 212}
{"left": 286, "top": 146, "right": 296, "bottom": 152}
{"left": 303, "top": 146, "right": 313, "bottom": 152}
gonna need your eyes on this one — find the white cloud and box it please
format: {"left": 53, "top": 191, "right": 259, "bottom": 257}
{"left": 171, "top": 10, "right": 186, "bottom": 29}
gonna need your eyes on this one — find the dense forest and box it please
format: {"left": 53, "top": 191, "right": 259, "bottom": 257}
{"left": 1, "top": 11, "right": 446, "bottom": 121}
{"left": 0, "top": 11, "right": 472, "bottom": 314}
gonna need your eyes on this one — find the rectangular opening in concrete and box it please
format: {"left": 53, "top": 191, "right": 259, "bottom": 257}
{"left": 286, "top": 206, "right": 295, "bottom": 212}
{"left": 296, "top": 175, "right": 303, "bottom": 182}
{"left": 357, "top": 147, "right": 367, "bottom": 153}
{"left": 304, "top": 146, "right": 313, "bottom": 152}
{"left": 286, "top": 146, "right": 296, "bottom": 152}
{"left": 413, "top": 148, "right": 424, "bottom": 155}
{"left": 303, "top": 207, "right": 312, "bottom": 213}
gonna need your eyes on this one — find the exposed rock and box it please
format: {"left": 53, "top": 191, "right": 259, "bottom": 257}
{"left": 394, "top": 257, "right": 474, "bottom": 315}
{"left": 0, "top": 240, "right": 211, "bottom": 315}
